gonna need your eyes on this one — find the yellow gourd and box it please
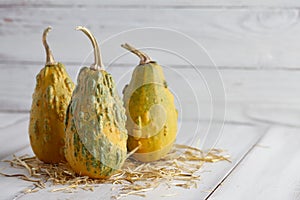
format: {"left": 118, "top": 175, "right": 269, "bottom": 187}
{"left": 65, "top": 27, "right": 128, "bottom": 178}
{"left": 29, "top": 27, "right": 75, "bottom": 163}
{"left": 122, "top": 43, "right": 178, "bottom": 162}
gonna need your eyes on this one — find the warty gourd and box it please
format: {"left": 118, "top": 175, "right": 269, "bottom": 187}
{"left": 29, "top": 27, "right": 75, "bottom": 163}
{"left": 65, "top": 27, "right": 128, "bottom": 178}
{"left": 122, "top": 43, "right": 178, "bottom": 162}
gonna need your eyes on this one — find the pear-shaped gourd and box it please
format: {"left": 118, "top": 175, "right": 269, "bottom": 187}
{"left": 29, "top": 27, "right": 75, "bottom": 163}
{"left": 122, "top": 43, "right": 178, "bottom": 162}
{"left": 65, "top": 27, "right": 128, "bottom": 178}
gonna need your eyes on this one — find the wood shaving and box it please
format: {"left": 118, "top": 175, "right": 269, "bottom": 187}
{"left": 0, "top": 144, "right": 230, "bottom": 199}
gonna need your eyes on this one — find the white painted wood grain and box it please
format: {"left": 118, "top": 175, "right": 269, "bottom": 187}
{"left": 0, "top": 117, "right": 30, "bottom": 160}
{"left": 209, "top": 125, "right": 300, "bottom": 200}
{"left": 1, "top": 1, "right": 300, "bottom": 8}
{"left": 1, "top": 6, "right": 300, "bottom": 68}
{"left": 1, "top": 62, "right": 300, "bottom": 124}
{"left": 0, "top": 119, "right": 265, "bottom": 200}
{"left": 0, "top": 148, "right": 35, "bottom": 200}
{"left": 0, "top": 63, "right": 226, "bottom": 125}
{"left": 0, "top": 113, "right": 28, "bottom": 129}
{"left": 1, "top": 1, "right": 299, "bottom": 122}
{"left": 245, "top": 104, "right": 300, "bottom": 128}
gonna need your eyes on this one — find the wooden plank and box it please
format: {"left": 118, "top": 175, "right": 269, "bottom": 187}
{"left": 1, "top": 1, "right": 300, "bottom": 8}
{"left": 1, "top": 7, "right": 300, "bottom": 68}
{"left": 244, "top": 104, "right": 300, "bottom": 128}
{"left": 0, "top": 121, "right": 266, "bottom": 200}
{"left": 0, "top": 63, "right": 227, "bottom": 123}
{"left": 0, "top": 113, "right": 28, "bottom": 129}
{"left": 0, "top": 148, "right": 36, "bottom": 200}
{"left": 0, "top": 117, "right": 30, "bottom": 160}
{"left": 1, "top": 62, "right": 300, "bottom": 123}
{"left": 208, "top": 125, "right": 300, "bottom": 200}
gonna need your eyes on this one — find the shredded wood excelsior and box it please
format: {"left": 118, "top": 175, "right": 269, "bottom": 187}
{"left": 0, "top": 144, "right": 230, "bottom": 199}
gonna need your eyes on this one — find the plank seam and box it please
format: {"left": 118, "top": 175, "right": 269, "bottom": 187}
{"left": 0, "top": 117, "right": 28, "bottom": 130}
{"left": 2, "top": 60, "right": 300, "bottom": 71}
{"left": 205, "top": 125, "right": 271, "bottom": 200}
{"left": 0, "top": 4, "right": 298, "bottom": 10}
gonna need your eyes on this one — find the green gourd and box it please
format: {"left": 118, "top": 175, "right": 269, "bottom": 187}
{"left": 65, "top": 27, "right": 128, "bottom": 178}
{"left": 29, "top": 27, "right": 75, "bottom": 163}
{"left": 122, "top": 43, "right": 178, "bottom": 162}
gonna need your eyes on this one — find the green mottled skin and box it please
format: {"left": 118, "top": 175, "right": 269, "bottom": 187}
{"left": 65, "top": 67, "right": 127, "bottom": 178}
{"left": 123, "top": 62, "right": 178, "bottom": 162}
{"left": 29, "top": 63, "right": 74, "bottom": 163}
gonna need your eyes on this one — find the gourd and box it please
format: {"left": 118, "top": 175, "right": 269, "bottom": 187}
{"left": 29, "top": 27, "right": 75, "bottom": 163}
{"left": 122, "top": 43, "right": 178, "bottom": 162}
{"left": 64, "top": 26, "right": 128, "bottom": 178}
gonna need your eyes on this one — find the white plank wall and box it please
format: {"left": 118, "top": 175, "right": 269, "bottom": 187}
{"left": 1, "top": 6, "right": 300, "bottom": 68}
{"left": 0, "top": 1, "right": 299, "bottom": 200}
{"left": 1, "top": 2, "right": 300, "bottom": 113}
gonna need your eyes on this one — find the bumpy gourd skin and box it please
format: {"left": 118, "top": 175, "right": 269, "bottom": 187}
{"left": 29, "top": 63, "right": 74, "bottom": 163}
{"left": 123, "top": 62, "right": 178, "bottom": 162}
{"left": 65, "top": 67, "right": 128, "bottom": 178}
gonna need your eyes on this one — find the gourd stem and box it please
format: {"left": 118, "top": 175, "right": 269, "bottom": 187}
{"left": 76, "top": 26, "right": 104, "bottom": 70}
{"left": 121, "top": 43, "right": 151, "bottom": 65}
{"left": 42, "top": 26, "right": 57, "bottom": 65}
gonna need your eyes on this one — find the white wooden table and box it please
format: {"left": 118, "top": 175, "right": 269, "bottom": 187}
{"left": 1, "top": 1, "right": 300, "bottom": 199}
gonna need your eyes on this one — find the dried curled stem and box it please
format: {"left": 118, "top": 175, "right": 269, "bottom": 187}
{"left": 42, "top": 26, "right": 57, "bottom": 65}
{"left": 121, "top": 43, "right": 152, "bottom": 65}
{"left": 76, "top": 26, "right": 104, "bottom": 70}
